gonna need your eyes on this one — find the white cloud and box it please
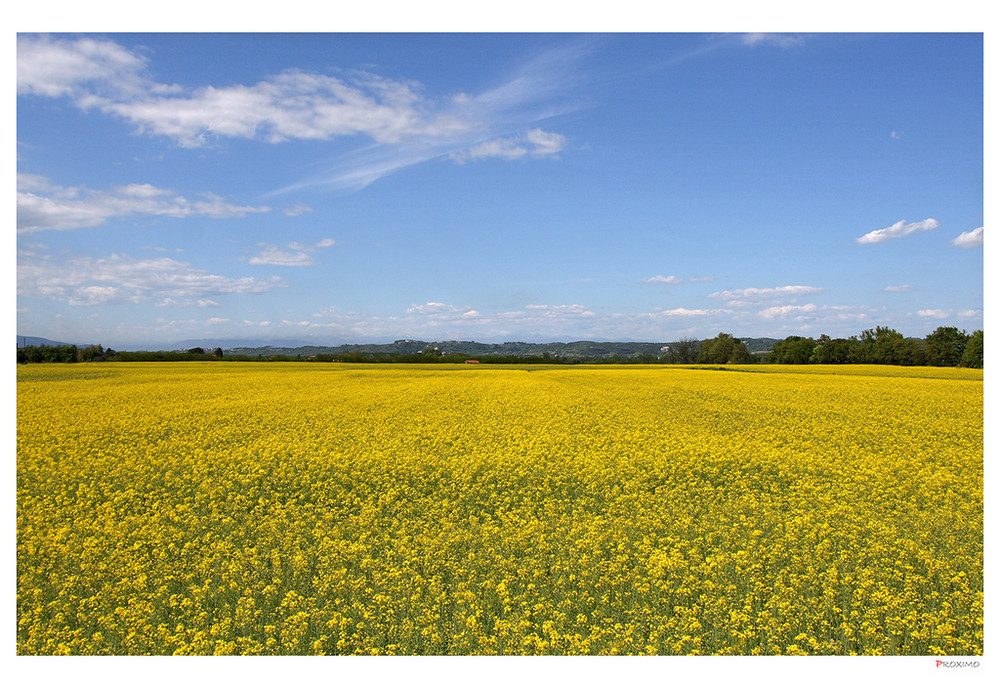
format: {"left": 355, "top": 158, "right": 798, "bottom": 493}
{"left": 17, "top": 174, "right": 270, "bottom": 232}
{"left": 406, "top": 302, "right": 466, "bottom": 316}
{"left": 643, "top": 275, "right": 683, "bottom": 285}
{"left": 247, "top": 245, "right": 314, "bottom": 267}
{"left": 451, "top": 129, "right": 567, "bottom": 162}
{"left": 890, "top": 131, "right": 902, "bottom": 140}
{"left": 856, "top": 218, "right": 939, "bottom": 245}
{"left": 758, "top": 303, "right": 819, "bottom": 319}
{"left": 951, "top": 226, "right": 983, "bottom": 248}
{"left": 884, "top": 284, "right": 913, "bottom": 292}
{"left": 283, "top": 204, "right": 313, "bottom": 217}
{"left": 247, "top": 238, "right": 335, "bottom": 266}
{"left": 917, "top": 309, "right": 950, "bottom": 318}
{"left": 958, "top": 309, "right": 982, "bottom": 318}
{"left": 19, "top": 35, "right": 582, "bottom": 193}
{"left": 643, "top": 275, "right": 713, "bottom": 286}
{"left": 654, "top": 307, "right": 730, "bottom": 317}
{"left": 524, "top": 304, "right": 596, "bottom": 317}
{"left": 708, "top": 285, "right": 824, "bottom": 304}
{"left": 17, "top": 35, "right": 148, "bottom": 98}
{"left": 18, "top": 253, "right": 285, "bottom": 306}
{"left": 742, "top": 34, "right": 805, "bottom": 48}
{"left": 97, "top": 69, "right": 473, "bottom": 148}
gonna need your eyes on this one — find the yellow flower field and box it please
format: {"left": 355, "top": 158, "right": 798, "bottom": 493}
{"left": 16, "top": 362, "right": 983, "bottom": 655}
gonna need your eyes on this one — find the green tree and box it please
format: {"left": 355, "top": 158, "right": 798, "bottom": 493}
{"left": 665, "top": 338, "right": 700, "bottom": 364}
{"left": 924, "top": 326, "right": 969, "bottom": 367}
{"left": 770, "top": 336, "right": 816, "bottom": 364}
{"left": 698, "top": 333, "right": 752, "bottom": 364}
{"left": 811, "top": 335, "right": 855, "bottom": 364}
{"left": 857, "top": 326, "right": 909, "bottom": 365}
{"left": 959, "top": 330, "right": 983, "bottom": 368}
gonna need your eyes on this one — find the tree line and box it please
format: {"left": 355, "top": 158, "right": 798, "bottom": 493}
{"left": 16, "top": 345, "right": 224, "bottom": 364}
{"left": 15, "top": 326, "right": 983, "bottom": 368}
{"left": 762, "top": 326, "right": 982, "bottom": 368}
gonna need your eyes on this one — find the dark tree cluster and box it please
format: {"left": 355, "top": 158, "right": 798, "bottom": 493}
{"left": 766, "top": 326, "right": 983, "bottom": 368}
{"left": 696, "top": 333, "right": 753, "bottom": 365}
{"left": 16, "top": 344, "right": 111, "bottom": 364}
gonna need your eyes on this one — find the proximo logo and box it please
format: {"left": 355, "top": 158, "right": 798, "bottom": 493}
{"left": 935, "top": 660, "right": 980, "bottom": 668}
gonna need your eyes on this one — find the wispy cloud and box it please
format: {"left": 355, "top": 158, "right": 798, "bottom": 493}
{"left": 19, "top": 35, "right": 590, "bottom": 194}
{"left": 742, "top": 34, "right": 806, "bottom": 49}
{"left": 405, "top": 302, "right": 482, "bottom": 320}
{"left": 247, "top": 238, "right": 335, "bottom": 267}
{"left": 884, "top": 284, "right": 913, "bottom": 292}
{"left": 450, "top": 129, "right": 567, "bottom": 162}
{"left": 17, "top": 173, "right": 270, "bottom": 232}
{"left": 857, "top": 218, "right": 939, "bottom": 245}
{"left": 951, "top": 226, "right": 983, "bottom": 248}
{"left": 643, "top": 275, "right": 713, "bottom": 286}
{"left": 18, "top": 252, "right": 285, "bottom": 306}
{"left": 917, "top": 309, "right": 950, "bottom": 318}
{"left": 283, "top": 204, "right": 313, "bottom": 217}
{"left": 708, "top": 285, "right": 824, "bottom": 305}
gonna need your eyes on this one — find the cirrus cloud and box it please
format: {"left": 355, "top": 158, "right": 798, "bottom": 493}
{"left": 18, "top": 35, "right": 584, "bottom": 193}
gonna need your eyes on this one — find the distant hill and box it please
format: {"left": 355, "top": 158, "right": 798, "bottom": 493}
{"left": 17, "top": 336, "right": 74, "bottom": 348}
{"left": 172, "top": 338, "right": 315, "bottom": 350}
{"left": 18, "top": 335, "right": 780, "bottom": 357}
{"left": 223, "top": 337, "right": 780, "bottom": 359}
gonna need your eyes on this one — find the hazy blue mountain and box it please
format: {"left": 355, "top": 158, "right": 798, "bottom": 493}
{"left": 17, "top": 335, "right": 75, "bottom": 348}
{"left": 171, "top": 338, "right": 316, "bottom": 350}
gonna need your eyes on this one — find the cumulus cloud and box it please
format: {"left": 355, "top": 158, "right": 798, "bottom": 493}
{"left": 17, "top": 253, "right": 285, "bottom": 306}
{"left": 951, "top": 226, "right": 983, "bottom": 248}
{"left": 654, "top": 307, "right": 730, "bottom": 317}
{"left": 247, "top": 238, "right": 335, "bottom": 266}
{"left": 917, "top": 309, "right": 950, "bottom": 318}
{"left": 757, "top": 303, "right": 819, "bottom": 319}
{"left": 708, "top": 285, "right": 823, "bottom": 305}
{"left": 17, "top": 35, "right": 149, "bottom": 98}
{"left": 17, "top": 174, "right": 270, "bottom": 232}
{"left": 856, "top": 218, "right": 939, "bottom": 245}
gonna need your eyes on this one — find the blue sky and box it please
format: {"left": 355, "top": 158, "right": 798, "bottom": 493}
{"left": 16, "top": 31, "right": 983, "bottom": 348}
